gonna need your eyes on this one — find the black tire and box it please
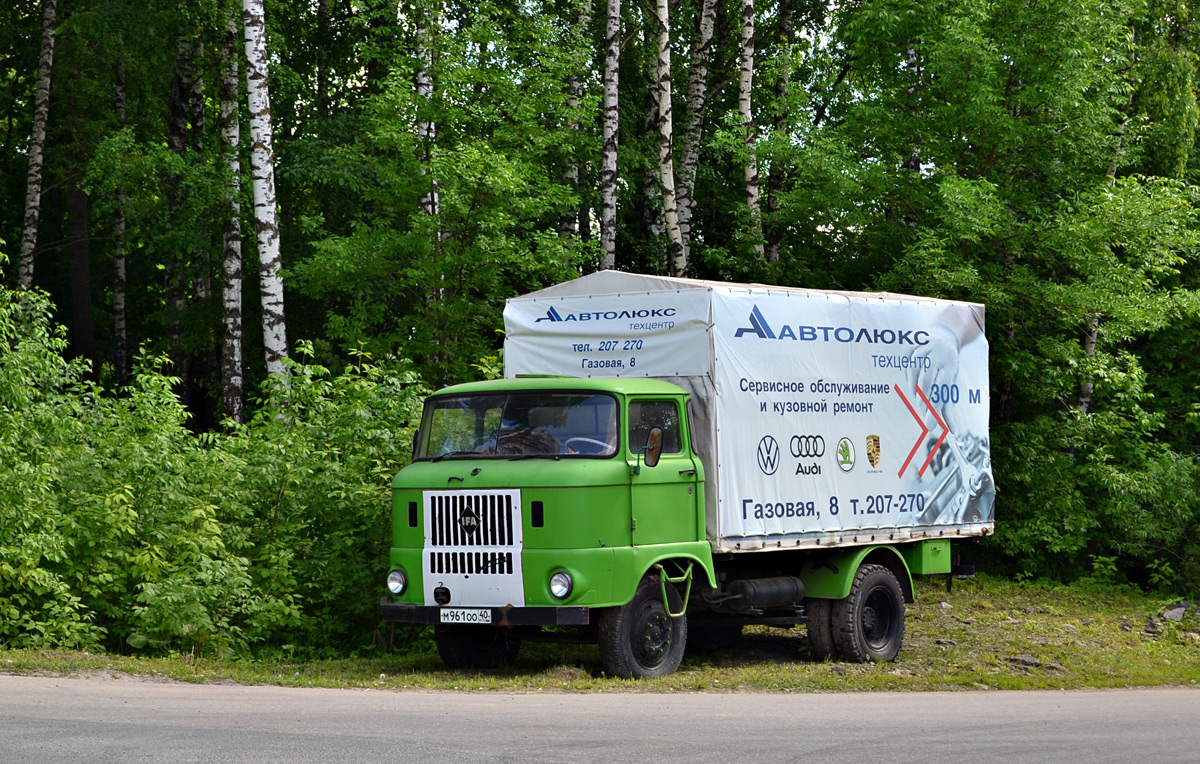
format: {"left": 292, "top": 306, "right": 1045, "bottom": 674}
{"left": 805, "top": 598, "right": 836, "bottom": 661}
{"left": 434, "top": 625, "right": 521, "bottom": 670}
{"left": 831, "top": 564, "right": 906, "bottom": 662}
{"left": 685, "top": 621, "right": 743, "bottom": 654}
{"left": 599, "top": 575, "right": 688, "bottom": 678}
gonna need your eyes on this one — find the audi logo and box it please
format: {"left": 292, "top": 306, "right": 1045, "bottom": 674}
{"left": 757, "top": 436, "right": 780, "bottom": 475}
{"left": 790, "top": 435, "right": 826, "bottom": 458}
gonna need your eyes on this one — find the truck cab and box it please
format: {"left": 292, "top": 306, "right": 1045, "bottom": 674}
{"left": 382, "top": 376, "right": 715, "bottom": 677}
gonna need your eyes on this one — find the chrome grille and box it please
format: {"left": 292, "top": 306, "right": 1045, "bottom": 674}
{"left": 428, "top": 491, "right": 517, "bottom": 548}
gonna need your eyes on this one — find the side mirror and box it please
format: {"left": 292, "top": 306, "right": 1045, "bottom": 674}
{"left": 645, "top": 427, "right": 663, "bottom": 468}
{"left": 635, "top": 427, "right": 664, "bottom": 475}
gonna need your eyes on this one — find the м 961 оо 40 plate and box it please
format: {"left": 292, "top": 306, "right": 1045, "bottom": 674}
{"left": 439, "top": 608, "right": 492, "bottom": 624}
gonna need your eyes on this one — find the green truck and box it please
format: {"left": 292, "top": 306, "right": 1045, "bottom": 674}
{"left": 381, "top": 272, "right": 995, "bottom": 677}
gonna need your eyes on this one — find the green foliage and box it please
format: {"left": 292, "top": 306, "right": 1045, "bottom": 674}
{"left": 0, "top": 282, "right": 104, "bottom": 648}
{"left": 0, "top": 273, "right": 427, "bottom": 655}
{"left": 285, "top": 0, "right": 587, "bottom": 387}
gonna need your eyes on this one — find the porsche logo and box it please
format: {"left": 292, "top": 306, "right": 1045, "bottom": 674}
{"left": 866, "top": 434, "right": 881, "bottom": 469}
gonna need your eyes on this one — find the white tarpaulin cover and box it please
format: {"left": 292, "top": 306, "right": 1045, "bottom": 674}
{"left": 504, "top": 272, "right": 995, "bottom": 552}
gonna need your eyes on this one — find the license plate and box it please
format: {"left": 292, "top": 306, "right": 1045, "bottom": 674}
{"left": 439, "top": 608, "right": 493, "bottom": 624}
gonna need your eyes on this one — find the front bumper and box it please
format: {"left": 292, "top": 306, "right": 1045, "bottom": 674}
{"left": 380, "top": 598, "right": 591, "bottom": 626}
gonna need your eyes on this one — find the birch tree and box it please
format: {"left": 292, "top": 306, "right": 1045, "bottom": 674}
{"left": 244, "top": 0, "right": 288, "bottom": 377}
{"left": 221, "top": 10, "right": 245, "bottom": 422}
{"left": 559, "top": 0, "right": 591, "bottom": 240}
{"left": 415, "top": 0, "right": 440, "bottom": 229}
{"left": 654, "top": 0, "right": 686, "bottom": 275}
{"left": 17, "top": 0, "right": 57, "bottom": 290}
{"left": 763, "top": 0, "right": 795, "bottom": 263}
{"left": 676, "top": 0, "right": 718, "bottom": 262}
{"left": 738, "top": 0, "right": 765, "bottom": 257}
{"left": 599, "top": 0, "right": 620, "bottom": 269}
{"left": 640, "top": 24, "right": 664, "bottom": 249}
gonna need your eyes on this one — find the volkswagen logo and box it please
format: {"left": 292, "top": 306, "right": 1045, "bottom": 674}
{"left": 757, "top": 436, "right": 780, "bottom": 475}
{"left": 459, "top": 507, "right": 479, "bottom": 535}
{"left": 790, "top": 435, "right": 825, "bottom": 458}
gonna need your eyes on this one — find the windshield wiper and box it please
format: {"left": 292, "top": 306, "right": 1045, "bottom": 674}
{"left": 431, "top": 450, "right": 482, "bottom": 462}
{"left": 507, "top": 453, "right": 562, "bottom": 461}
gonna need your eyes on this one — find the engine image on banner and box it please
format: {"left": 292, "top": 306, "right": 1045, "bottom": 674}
{"left": 713, "top": 290, "right": 995, "bottom": 542}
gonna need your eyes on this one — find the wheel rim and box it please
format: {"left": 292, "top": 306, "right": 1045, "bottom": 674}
{"left": 631, "top": 601, "right": 674, "bottom": 669}
{"left": 861, "top": 585, "right": 898, "bottom": 651}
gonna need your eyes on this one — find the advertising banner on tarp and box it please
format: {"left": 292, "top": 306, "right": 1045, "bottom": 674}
{"left": 709, "top": 288, "right": 994, "bottom": 547}
{"left": 504, "top": 289, "right": 713, "bottom": 379}
{"left": 504, "top": 273, "right": 994, "bottom": 551}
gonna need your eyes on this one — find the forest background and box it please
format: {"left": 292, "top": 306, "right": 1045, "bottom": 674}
{"left": 1, "top": 0, "right": 1198, "bottom": 658}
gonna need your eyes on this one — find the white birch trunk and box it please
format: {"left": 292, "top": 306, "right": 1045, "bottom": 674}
{"left": 1076, "top": 316, "right": 1099, "bottom": 415}
{"left": 244, "top": 0, "right": 288, "bottom": 377}
{"left": 415, "top": 2, "right": 440, "bottom": 226}
{"left": 676, "top": 0, "right": 717, "bottom": 261}
{"left": 763, "top": 0, "right": 793, "bottom": 263}
{"left": 654, "top": 0, "right": 685, "bottom": 276}
{"left": 640, "top": 25, "right": 663, "bottom": 245}
{"left": 738, "top": 0, "right": 764, "bottom": 257}
{"left": 18, "top": 0, "right": 57, "bottom": 289}
{"left": 560, "top": 0, "right": 591, "bottom": 239}
{"left": 222, "top": 11, "right": 245, "bottom": 422}
{"left": 599, "top": 0, "right": 620, "bottom": 269}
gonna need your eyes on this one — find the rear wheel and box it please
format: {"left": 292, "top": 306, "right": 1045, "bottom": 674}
{"left": 831, "top": 564, "right": 905, "bottom": 662}
{"left": 805, "top": 598, "right": 836, "bottom": 661}
{"left": 599, "top": 575, "right": 687, "bottom": 678}
{"left": 434, "top": 625, "right": 521, "bottom": 669}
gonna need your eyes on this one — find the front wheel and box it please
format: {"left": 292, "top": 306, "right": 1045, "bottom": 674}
{"left": 434, "top": 625, "right": 521, "bottom": 669}
{"left": 598, "top": 575, "right": 687, "bottom": 678}
{"left": 831, "top": 564, "right": 905, "bottom": 662}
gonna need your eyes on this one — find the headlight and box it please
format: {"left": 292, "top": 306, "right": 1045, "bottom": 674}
{"left": 549, "top": 571, "right": 573, "bottom": 599}
{"left": 387, "top": 569, "right": 407, "bottom": 595}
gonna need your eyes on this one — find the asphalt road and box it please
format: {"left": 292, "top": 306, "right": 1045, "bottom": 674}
{"left": 1, "top": 674, "right": 1197, "bottom": 763}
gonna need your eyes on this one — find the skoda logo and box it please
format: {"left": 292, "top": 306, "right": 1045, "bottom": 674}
{"left": 757, "top": 436, "right": 781, "bottom": 475}
{"left": 790, "top": 435, "right": 825, "bottom": 458}
{"left": 459, "top": 507, "right": 479, "bottom": 535}
{"left": 836, "top": 437, "right": 855, "bottom": 472}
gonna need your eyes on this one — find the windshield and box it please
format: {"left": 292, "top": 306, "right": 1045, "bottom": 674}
{"left": 415, "top": 392, "right": 620, "bottom": 459}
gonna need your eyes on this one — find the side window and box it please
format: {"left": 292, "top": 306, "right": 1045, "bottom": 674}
{"left": 628, "top": 400, "right": 682, "bottom": 454}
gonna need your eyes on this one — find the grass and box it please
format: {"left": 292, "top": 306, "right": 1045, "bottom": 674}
{"left": 2, "top": 576, "right": 1198, "bottom": 693}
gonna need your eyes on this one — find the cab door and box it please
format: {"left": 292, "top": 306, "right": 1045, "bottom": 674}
{"left": 628, "top": 398, "right": 701, "bottom": 545}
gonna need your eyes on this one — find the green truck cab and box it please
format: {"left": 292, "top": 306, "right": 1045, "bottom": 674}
{"left": 382, "top": 376, "right": 716, "bottom": 677}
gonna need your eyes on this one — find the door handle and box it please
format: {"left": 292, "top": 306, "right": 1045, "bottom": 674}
{"left": 678, "top": 468, "right": 697, "bottom": 475}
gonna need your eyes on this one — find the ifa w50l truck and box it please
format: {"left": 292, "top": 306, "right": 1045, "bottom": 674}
{"left": 381, "top": 272, "right": 995, "bottom": 678}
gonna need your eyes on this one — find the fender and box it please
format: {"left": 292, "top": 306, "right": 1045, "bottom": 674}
{"left": 610, "top": 542, "right": 717, "bottom": 606}
{"left": 799, "top": 544, "right": 915, "bottom": 602}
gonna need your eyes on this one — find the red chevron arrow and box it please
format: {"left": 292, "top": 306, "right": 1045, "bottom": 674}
{"left": 895, "top": 383, "right": 948, "bottom": 479}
